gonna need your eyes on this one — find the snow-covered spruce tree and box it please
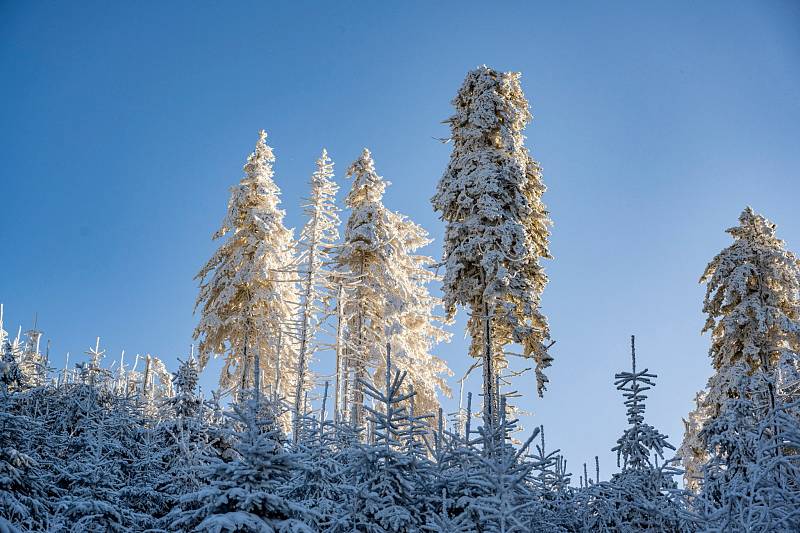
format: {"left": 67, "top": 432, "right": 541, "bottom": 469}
{"left": 695, "top": 364, "right": 800, "bottom": 531}
{"left": 49, "top": 385, "right": 144, "bottom": 531}
{"left": 694, "top": 368, "right": 761, "bottom": 531}
{"left": 291, "top": 149, "right": 340, "bottom": 442}
{"left": 582, "top": 336, "right": 689, "bottom": 532}
{"left": 679, "top": 207, "right": 800, "bottom": 489}
{"left": 431, "top": 66, "right": 552, "bottom": 428}
{"left": 335, "top": 148, "right": 450, "bottom": 426}
{"left": 425, "top": 393, "right": 488, "bottom": 530}
{"left": 611, "top": 337, "right": 675, "bottom": 473}
{"left": 283, "top": 386, "right": 348, "bottom": 531}
{"left": 0, "top": 338, "right": 26, "bottom": 394}
{"left": 0, "top": 396, "right": 50, "bottom": 530}
{"left": 194, "top": 130, "right": 299, "bottom": 404}
{"left": 168, "top": 395, "right": 313, "bottom": 532}
{"left": 153, "top": 356, "right": 217, "bottom": 511}
{"left": 342, "top": 345, "right": 430, "bottom": 532}
{"left": 471, "top": 397, "right": 541, "bottom": 532}
{"left": 527, "top": 426, "right": 578, "bottom": 530}
{"left": 746, "top": 386, "right": 800, "bottom": 530}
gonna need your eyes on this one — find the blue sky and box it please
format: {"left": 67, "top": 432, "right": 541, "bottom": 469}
{"left": 2, "top": 1, "right": 798, "bottom": 479}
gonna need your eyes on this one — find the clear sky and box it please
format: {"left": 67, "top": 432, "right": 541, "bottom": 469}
{"left": 2, "top": 1, "right": 798, "bottom": 480}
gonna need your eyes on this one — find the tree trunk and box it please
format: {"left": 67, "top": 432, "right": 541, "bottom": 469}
{"left": 334, "top": 283, "right": 345, "bottom": 421}
{"left": 293, "top": 262, "right": 315, "bottom": 443}
{"left": 483, "top": 301, "right": 495, "bottom": 433}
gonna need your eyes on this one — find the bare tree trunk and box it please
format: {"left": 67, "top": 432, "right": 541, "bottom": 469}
{"left": 253, "top": 333, "right": 260, "bottom": 403}
{"left": 240, "top": 337, "right": 250, "bottom": 395}
{"left": 353, "top": 259, "right": 367, "bottom": 428}
{"left": 483, "top": 301, "right": 495, "bottom": 432}
{"left": 143, "top": 354, "right": 152, "bottom": 398}
{"left": 293, "top": 261, "right": 316, "bottom": 443}
{"left": 275, "top": 329, "right": 283, "bottom": 397}
{"left": 333, "top": 283, "right": 345, "bottom": 422}
{"left": 240, "top": 328, "right": 250, "bottom": 400}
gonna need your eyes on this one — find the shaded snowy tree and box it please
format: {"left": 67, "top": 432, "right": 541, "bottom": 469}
{"left": 340, "top": 345, "right": 432, "bottom": 532}
{"left": 580, "top": 336, "right": 690, "bottom": 532}
{"left": 169, "top": 395, "right": 313, "bottom": 532}
{"left": 0, "top": 406, "right": 49, "bottom": 531}
{"left": 679, "top": 207, "right": 800, "bottom": 490}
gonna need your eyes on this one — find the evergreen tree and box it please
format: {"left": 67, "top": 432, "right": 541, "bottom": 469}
{"left": 154, "top": 356, "right": 216, "bottom": 514}
{"left": 335, "top": 149, "right": 450, "bottom": 426}
{"left": 679, "top": 207, "right": 800, "bottom": 489}
{"left": 292, "top": 149, "right": 340, "bottom": 441}
{"left": 194, "top": 130, "right": 299, "bottom": 403}
{"left": 169, "top": 395, "right": 313, "bottom": 532}
{"left": 343, "top": 345, "right": 428, "bottom": 532}
{"left": 431, "top": 65, "right": 552, "bottom": 429}
{"left": 581, "top": 337, "right": 689, "bottom": 532}
{"left": 0, "top": 405, "right": 49, "bottom": 531}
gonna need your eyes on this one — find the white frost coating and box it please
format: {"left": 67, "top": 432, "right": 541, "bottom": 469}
{"left": 679, "top": 207, "right": 800, "bottom": 489}
{"left": 335, "top": 148, "right": 451, "bottom": 426}
{"left": 193, "top": 130, "right": 299, "bottom": 402}
{"left": 292, "top": 149, "right": 340, "bottom": 440}
{"left": 431, "top": 66, "right": 552, "bottom": 426}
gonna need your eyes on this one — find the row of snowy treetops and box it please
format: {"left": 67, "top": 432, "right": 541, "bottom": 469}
{"left": 2, "top": 65, "right": 799, "bottom": 530}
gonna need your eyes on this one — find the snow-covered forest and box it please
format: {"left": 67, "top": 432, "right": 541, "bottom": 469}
{"left": 2, "top": 66, "right": 799, "bottom": 532}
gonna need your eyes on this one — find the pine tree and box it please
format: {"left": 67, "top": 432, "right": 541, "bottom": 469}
{"left": 335, "top": 149, "right": 450, "bottom": 427}
{"left": 292, "top": 149, "right": 340, "bottom": 442}
{"left": 679, "top": 207, "right": 800, "bottom": 489}
{"left": 431, "top": 66, "right": 552, "bottom": 429}
{"left": 194, "top": 130, "right": 299, "bottom": 403}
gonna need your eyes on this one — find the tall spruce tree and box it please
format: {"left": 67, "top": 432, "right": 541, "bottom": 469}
{"left": 335, "top": 149, "right": 450, "bottom": 427}
{"left": 431, "top": 66, "right": 552, "bottom": 428}
{"left": 194, "top": 130, "right": 299, "bottom": 402}
{"left": 679, "top": 207, "right": 800, "bottom": 489}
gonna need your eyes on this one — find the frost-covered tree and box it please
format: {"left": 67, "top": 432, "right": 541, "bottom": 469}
{"left": 612, "top": 336, "right": 674, "bottom": 472}
{"left": 335, "top": 149, "right": 450, "bottom": 426}
{"left": 582, "top": 337, "right": 689, "bottom": 532}
{"left": 283, "top": 389, "right": 347, "bottom": 531}
{"left": 693, "top": 361, "right": 800, "bottom": 531}
{"left": 194, "top": 130, "right": 299, "bottom": 402}
{"left": 292, "top": 149, "right": 340, "bottom": 441}
{"left": 0, "top": 338, "right": 26, "bottom": 394}
{"left": 431, "top": 66, "right": 552, "bottom": 428}
{"left": 154, "top": 356, "right": 216, "bottom": 510}
{"left": 169, "top": 396, "right": 313, "bottom": 532}
{"left": 471, "top": 399, "right": 541, "bottom": 533}
{"left": 49, "top": 388, "right": 144, "bottom": 531}
{"left": 342, "top": 346, "right": 429, "bottom": 532}
{"left": 0, "top": 407, "right": 49, "bottom": 530}
{"left": 679, "top": 207, "right": 800, "bottom": 489}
